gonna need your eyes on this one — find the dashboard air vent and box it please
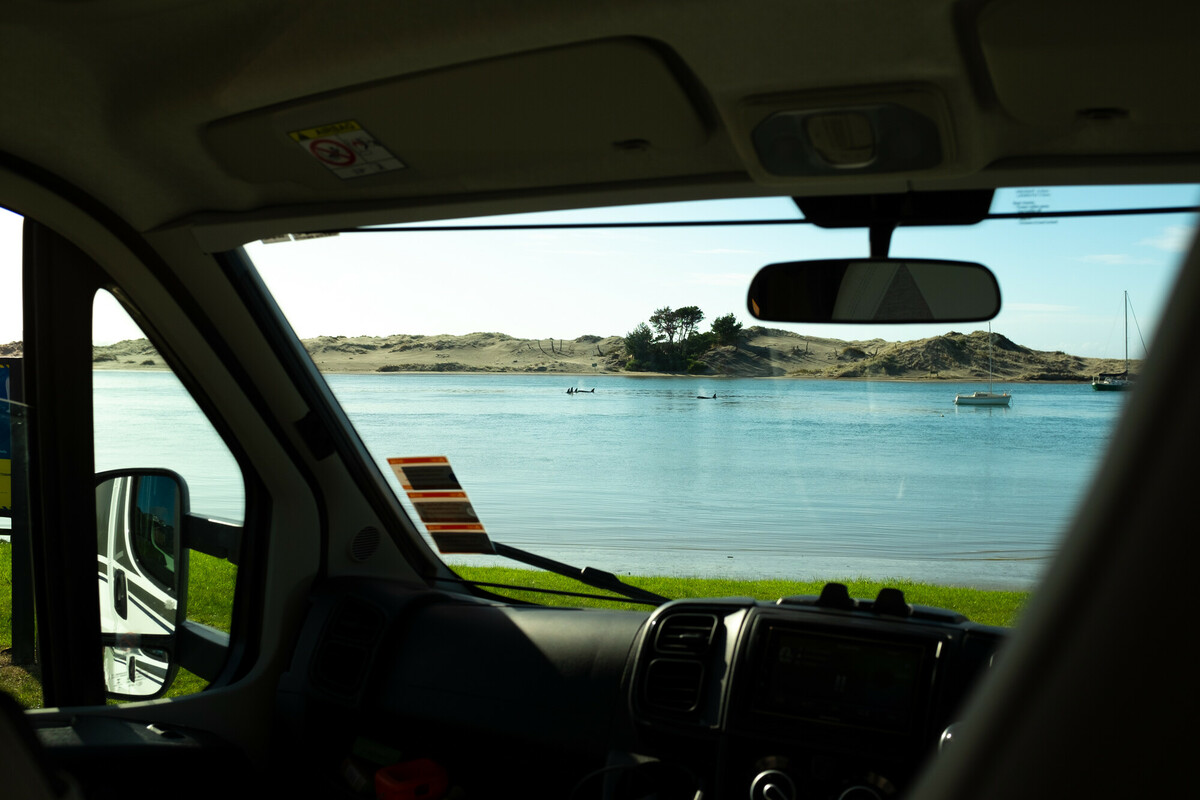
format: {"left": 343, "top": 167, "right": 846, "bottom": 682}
{"left": 311, "top": 597, "right": 387, "bottom": 701}
{"left": 641, "top": 611, "right": 722, "bottom": 719}
{"left": 654, "top": 613, "right": 718, "bottom": 656}
{"left": 644, "top": 658, "right": 705, "bottom": 713}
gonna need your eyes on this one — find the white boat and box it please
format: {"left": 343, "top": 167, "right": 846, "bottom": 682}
{"left": 1092, "top": 291, "right": 1135, "bottom": 392}
{"left": 955, "top": 391, "right": 1012, "bottom": 407}
{"left": 955, "top": 323, "right": 1012, "bottom": 406}
{"left": 1092, "top": 371, "right": 1133, "bottom": 391}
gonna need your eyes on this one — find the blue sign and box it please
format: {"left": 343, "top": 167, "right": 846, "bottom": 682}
{"left": 1, "top": 360, "right": 13, "bottom": 516}
{"left": 1, "top": 360, "right": 11, "bottom": 458}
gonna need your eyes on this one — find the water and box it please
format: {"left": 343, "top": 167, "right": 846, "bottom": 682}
{"left": 93, "top": 371, "right": 245, "bottom": 522}
{"left": 333, "top": 374, "right": 1124, "bottom": 589}
{"left": 90, "top": 372, "right": 1130, "bottom": 590}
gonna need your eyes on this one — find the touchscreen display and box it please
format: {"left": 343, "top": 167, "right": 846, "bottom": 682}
{"left": 757, "top": 627, "right": 924, "bottom": 732}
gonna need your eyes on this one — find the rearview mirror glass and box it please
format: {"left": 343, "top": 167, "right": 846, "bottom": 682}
{"left": 747, "top": 258, "right": 1001, "bottom": 323}
{"left": 96, "top": 469, "right": 189, "bottom": 698}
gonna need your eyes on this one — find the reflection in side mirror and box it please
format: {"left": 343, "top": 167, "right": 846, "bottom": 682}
{"left": 747, "top": 258, "right": 1001, "bottom": 323}
{"left": 95, "top": 469, "right": 189, "bottom": 699}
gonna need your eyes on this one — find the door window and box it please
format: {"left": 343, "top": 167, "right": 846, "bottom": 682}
{"left": 92, "top": 290, "right": 244, "bottom": 699}
{"left": 0, "top": 208, "right": 38, "bottom": 707}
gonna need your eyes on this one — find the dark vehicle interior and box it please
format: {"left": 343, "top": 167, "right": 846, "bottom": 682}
{"left": 2, "top": 1, "right": 1199, "bottom": 799}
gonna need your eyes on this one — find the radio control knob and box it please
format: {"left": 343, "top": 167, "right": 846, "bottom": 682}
{"left": 939, "top": 722, "right": 962, "bottom": 753}
{"left": 750, "top": 769, "right": 795, "bottom": 800}
{"left": 838, "top": 786, "right": 882, "bottom": 800}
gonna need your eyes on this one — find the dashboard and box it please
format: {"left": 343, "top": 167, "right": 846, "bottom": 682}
{"left": 628, "top": 587, "right": 1005, "bottom": 799}
{"left": 267, "top": 579, "right": 1006, "bottom": 799}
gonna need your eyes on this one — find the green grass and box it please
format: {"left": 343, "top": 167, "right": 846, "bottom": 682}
{"left": 453, "top": 566, "right": 1030, "bottom": 628}
{"left": 184, "top": 551, "right": 238, "bottom": 631}
{"left": 1, "top": 541, "right": 237, "bottom": 707}
{"left": 4, "top": 542, "right": 1029, "bottom": 708}
{"left": 1, "top": 540, "right": 44, "bottom": 707}
{"left": 159, "top": 551, "right": 238, "bottom": 700}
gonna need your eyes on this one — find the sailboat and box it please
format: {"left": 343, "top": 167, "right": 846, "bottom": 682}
{"left": 1092, "top": 291, "right": 1135, "bottom": 391}
{"left": 955, "top": 323, "right": 1012, "bottom": 406}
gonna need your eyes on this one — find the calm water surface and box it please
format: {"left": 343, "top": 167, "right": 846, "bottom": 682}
{"left": 94, "top": 372, "right": 1130, "bottom": 590}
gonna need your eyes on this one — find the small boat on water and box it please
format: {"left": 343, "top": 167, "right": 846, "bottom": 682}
{"left": 955, "top": 323, "right": 1012, "bottom": 407}
{"left": 1092, "top": 371, "right": 1133, "bottom": 391}
{"left": 1093, "top": 291, "right": 1136, "bottom": 392}
{"left": 954, "top": 390, "right": 1012, "bottom": 406}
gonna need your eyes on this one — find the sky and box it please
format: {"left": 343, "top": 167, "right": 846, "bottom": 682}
{"left": 2, "top": 184, "right": 1197, "bottom": 360}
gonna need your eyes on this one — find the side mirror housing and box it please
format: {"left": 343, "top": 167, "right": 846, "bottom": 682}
{"left": 95, "top": 469, "right": 189, "bottom": 699}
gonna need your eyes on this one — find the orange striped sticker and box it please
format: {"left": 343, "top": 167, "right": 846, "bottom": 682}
{"left": 388, "top": 456, "right": 449, "bottom": 465}
{"left": 389, "top": 455, "right": 493, "bottom": 553}
{"left": 389, "top": 456, "right": 461, "bottom": 491}
{"left": 406, "top": 490, "right": 468, "bottom": 500}
{"left": 431, "top": 532, "right": 495, "bottom": 555}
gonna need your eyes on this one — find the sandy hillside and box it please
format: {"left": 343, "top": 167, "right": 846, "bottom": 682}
{"left": 302, "top": 332, "right": 626, "bottom": 374}
{"left": 64, "top": 327, "right": 1136, "bottom": 381}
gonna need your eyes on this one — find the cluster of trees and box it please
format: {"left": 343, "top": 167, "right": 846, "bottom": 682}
{"left": 623, "top": 306, "right": 744, "bottom": 372}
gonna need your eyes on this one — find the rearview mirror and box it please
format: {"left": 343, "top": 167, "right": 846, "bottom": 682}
{"left": 747, "top": 258, "right": 1000, "bottom": 323}
{"left": 96, "top": 469, "right": 189, "bottom": 699}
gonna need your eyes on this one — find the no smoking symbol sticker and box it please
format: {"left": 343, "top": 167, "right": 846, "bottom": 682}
{"left": 309, "top": 138, "right": 357, "bottom": 167}
{"left": 290, "top": 121, "right": 404, "bottom": 179}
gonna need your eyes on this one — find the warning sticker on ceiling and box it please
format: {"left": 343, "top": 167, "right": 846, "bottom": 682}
{"left": 388, "top": 456, "right": 495, "bottom": 554}
{"left": 289, "top": 120, "right": 405, "bottom": 180}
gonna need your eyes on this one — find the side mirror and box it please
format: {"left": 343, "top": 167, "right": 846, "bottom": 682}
{"left": 747, "top": 258, "right": 1001, "bottom": 323}
{"left": 95, "top": 469, "right": 189, "bottom": 699}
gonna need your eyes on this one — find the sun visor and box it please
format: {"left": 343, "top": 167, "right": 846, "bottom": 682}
{"left": 977, "top": 0, "right": 1200, "bottom": 126}
{"left": 204, "top": 38, "right": 712, "bottom": 192}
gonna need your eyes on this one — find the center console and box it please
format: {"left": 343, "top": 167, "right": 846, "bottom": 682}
{"left": 625, "top": 586, "right": 1005, "bottom": 799}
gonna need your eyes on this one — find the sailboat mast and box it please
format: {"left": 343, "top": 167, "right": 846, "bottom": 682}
{"left": 1124, "top": 289, "right": 1129, "bottom": 373}
{"left": 988, "top": 322, "right": 994, "bottom": 393}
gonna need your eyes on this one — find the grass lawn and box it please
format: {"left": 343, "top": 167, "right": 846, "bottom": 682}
{"left": 4, "top": 542, "right": 1028, "bottom": 707}
{"left": 452, "top": 565, "right": 1030, "bottom": 627}
{"left": 1, "top": 541, "right": 236, "bottom": 707}
{"left": 1, "top": 540, "right": 44, "bottom": 707}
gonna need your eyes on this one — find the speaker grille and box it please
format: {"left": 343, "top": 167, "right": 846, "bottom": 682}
{"left": 350, "top": 526, "right": 381, "bottom": 561}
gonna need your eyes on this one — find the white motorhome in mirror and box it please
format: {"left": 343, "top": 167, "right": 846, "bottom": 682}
{"left": 94, "top": 470, "right": 187, "bottom": 698}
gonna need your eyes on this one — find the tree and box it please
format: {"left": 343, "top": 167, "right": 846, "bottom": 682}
{"left": 711, "top": 313, "right": 743, "bottom": 347}
{"left": 649, "top": 307, "right": 680, "bottom": 346}
{"left": 674, "top": 306, "right": 705, "bottom": 361}
{"left": 623, "top": 322, "right": 655, "bottom": 366}
{"left": 626, "top": 306, "right": 718, "bottom": 372}
{"left": 675, "top": 306, "right": 705, "bottom": 341}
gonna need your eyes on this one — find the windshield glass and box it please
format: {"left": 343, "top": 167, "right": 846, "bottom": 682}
{"left": 243, "top": 185, "right": 1197, "bottom": 601}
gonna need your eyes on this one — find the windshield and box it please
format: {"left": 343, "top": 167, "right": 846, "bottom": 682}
{"left": 240, "top": 185, "right": 1197, "bottom": 603}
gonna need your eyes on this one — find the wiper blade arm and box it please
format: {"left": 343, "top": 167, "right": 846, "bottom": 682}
{"left": 491, "top": 541, "right": 668, "bottom": 605}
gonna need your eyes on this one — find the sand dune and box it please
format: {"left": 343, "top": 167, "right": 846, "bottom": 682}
{"left": 76, "top": 327, "right": 1134, "bottom": 381}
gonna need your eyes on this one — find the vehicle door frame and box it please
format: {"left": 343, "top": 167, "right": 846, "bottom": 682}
{"left": 10, "top": 167, "right": 270, "bottom": 709}
{"left": 22, "top": 217, "right": 109, "bottom": 706}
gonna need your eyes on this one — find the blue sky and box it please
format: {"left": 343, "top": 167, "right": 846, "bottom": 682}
{"left": 246, "top": 185, "right": 1198, "bottom": 360}
{"left": 2, "top": 184, "right": 1197, "bottom": 359}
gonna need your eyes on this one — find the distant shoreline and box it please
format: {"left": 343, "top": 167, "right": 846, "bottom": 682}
{"left": 84, "top": 326, "right": 1136, "bottom": 383}
{"left": 91, "top": 365, "right": 1095, "bottom": 384}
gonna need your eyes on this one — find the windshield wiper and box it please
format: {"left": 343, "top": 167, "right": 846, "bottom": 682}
{"left": 481, "top": 541, "right": 669, "bottom": 605}
{"left": 387, "top": 456, "right": 668, "bottom": 605}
